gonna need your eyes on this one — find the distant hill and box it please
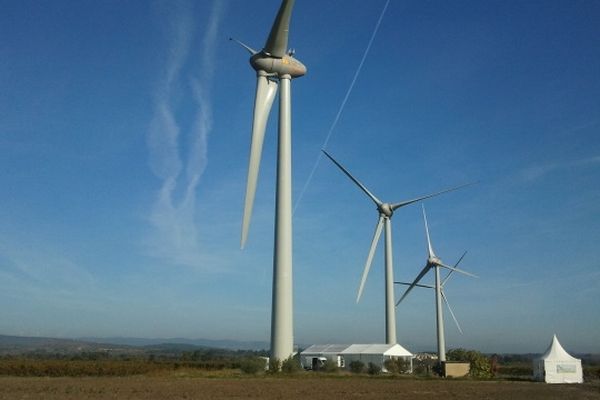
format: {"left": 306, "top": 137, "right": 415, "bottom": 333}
{"left": 0, "top": 335, "right": 130, "bottom": 356}
{"left": 0, "top": 334, "right": 269, "bottom": 356}
{"left": 80, "top": 337, "right": 269, "bottom": 351}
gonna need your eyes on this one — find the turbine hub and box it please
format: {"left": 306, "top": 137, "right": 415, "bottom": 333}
{"left": 250, "top": 52, "right": 306, "bottom": 79}
{"left": 378, "top": 203, "right": 394, "bottom": 218}
{"left": 429, "top": 256, "right": 441, "bottom": 265}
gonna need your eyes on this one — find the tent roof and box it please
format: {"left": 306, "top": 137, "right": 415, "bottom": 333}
{"left": 341, "top": 343, "right": 413, "bottom": 357}
{"left": 301, "top": 344, "right": 350, "bottom": 354}
{"left": 538, "top": 334, "right": 579, "bottom": 362}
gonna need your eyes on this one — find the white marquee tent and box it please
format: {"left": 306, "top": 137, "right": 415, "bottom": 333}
{"left": 533, "top": 334, "right": 583, "bottom": 384}
{"left": 341, "top": 344, "right": 413, "bottom": 373}
{"left": 300, "top": 343, "right": 414, "bottom": 372}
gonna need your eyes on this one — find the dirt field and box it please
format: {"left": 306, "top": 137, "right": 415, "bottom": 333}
{"left": 1, "top": 375, "right": 599, "bottom": 400}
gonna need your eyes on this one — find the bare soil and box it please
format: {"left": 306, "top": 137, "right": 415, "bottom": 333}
{"left": 1, "top": 375, "right": 599, "bottom": 400}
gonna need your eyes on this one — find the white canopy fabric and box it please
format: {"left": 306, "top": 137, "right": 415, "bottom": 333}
{"left": 301, "top": 343, "right": 414, "bottom": 372}
{"left": 302, "top": 344, "right": 350, "bottom": 355}
{"left": 340, "top": 343, "right": 413, "bottom": 357}
{"left": 533, "top": 334, "right": 583, "bottom": 383}
{"left": 300, "top": 344, "right": 351, "bottom": 369}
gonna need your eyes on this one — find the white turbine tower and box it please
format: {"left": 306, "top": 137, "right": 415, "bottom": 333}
{"left": 322, "top": 150, "right": 472, "bottom": 344}
{"left": 231, "top": 0, "right": 306, "bottom": 363}
{"left": 396, "top": 205, "right": 476, "bottom": 364}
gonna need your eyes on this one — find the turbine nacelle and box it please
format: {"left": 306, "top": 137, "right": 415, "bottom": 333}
{"left": 428, "top": 256, "right": 441, "bottom": 266}
{"left": 250, "top": 52, "right": 306, "bottom": 79}
{"left": 377, "top": 203, "right": 394, "bottom": 218}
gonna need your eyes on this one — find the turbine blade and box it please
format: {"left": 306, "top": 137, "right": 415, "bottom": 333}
{"left": 441, "top": 270, "right": 455, "bottom": 286}
{"left": 454, "top": 250, "right": 468, "bottom": 267}
{"left": 264, "top": 0, "right": 295, "bottom": 58}
{"left": 229, "top": 37, "right": 258, "bottom": 55}
{"left": 422, "top": 205, "right": 435, "bottom": 257}
{"left": 438, "top": 262, "right": 478, "bottom": 278}
{"left": 241, "top": 75, "right": 279, "bottom": 248}
{"left": 442, "top": 251, "right": 468, "bottom": 285}
{"left": 322, "top": 150, "right": 382, "bottom": 206}
{"left": 357, "top": 216, "right": 384, "bottom": 302}
{"left": 391, "top": 182, "right": 476, "bottom": 211}
{"left": 394, "top": 281, "right": 434, "bottom": 289}
{"left": 395, "top": 263, "right": 432, "bottom": 306}
{"left": 442, "top": 290, "right": 463, "bottom": 334}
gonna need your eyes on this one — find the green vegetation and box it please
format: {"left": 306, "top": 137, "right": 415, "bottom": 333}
{"left": 239, "top": 357, "right": 266, "bottom": 375}
{"left": 495, "top": 362, "right": 532, "bottom": 378}
{"left": 0, "top": 358, "right": 160, "bottom": 377}
{"left": 583, "top": 365, "right": 600, "bottom": 381}
{"left": 321, "top": 359, "right": 339, "bottom": 373}
{"left": 267, "top": 357, "right": 281, "bottom": 373}
{"left": 447, "top": 349, "right": 493, "bottom": 378}
{"left": 281, "top": 356, "right": 302, "bottom": 374}
{"left": 383, "top": 358, "right": 411, "bottom": 375}
{"left": 412, "top": 358, "right": 437, "bottom": 377}
{"left": 0, "top": 347, "right": 270, "bottom": 377}
{"left": 349, "top": 360, "right": 365, "bottom": 374}
{"left": 367, "top": 362, "right": 381, "bottom": 375}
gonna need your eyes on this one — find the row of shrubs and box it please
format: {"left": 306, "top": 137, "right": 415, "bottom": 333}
{"left": 0, "top": 359, "right": 165, "bottom": 377}
{"left": 0, "top": 357, "right": 256, "bottom": 377}
{"left": 348, "top": 358, "right": 411, "bottom": 375}
{"left": 238, "top": 356, "right": 411, "bottom": 376}
{"left": 239, "top": 356, "right": 301, "bottom": 374}
{"left": 7, "top": 352, "right": 595, "bottom": 380}
{"left": 0, "top": 356, "right": 302, "bottom": 377}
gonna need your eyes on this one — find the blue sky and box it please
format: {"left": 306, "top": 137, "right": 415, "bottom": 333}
{"left": 1, "top": 0, "right": 599, "bottom": 354}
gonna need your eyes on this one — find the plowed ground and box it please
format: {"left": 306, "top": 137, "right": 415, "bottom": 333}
{"left": 1, "top": 375, "right": 599, "bottom": 400}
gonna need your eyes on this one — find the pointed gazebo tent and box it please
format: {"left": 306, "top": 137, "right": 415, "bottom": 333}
{"left": 533, "top": 334, "right": 583, "bottom": 383}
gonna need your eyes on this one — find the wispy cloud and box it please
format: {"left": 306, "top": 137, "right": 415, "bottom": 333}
{"left": 0, "top": 239, "right": 96, "bottom": 302}
{"left": 519, "top": 155, "right": 600, "bottom": 182}
{"left": 146, "top": 0, "right": 225, "bottom": 268}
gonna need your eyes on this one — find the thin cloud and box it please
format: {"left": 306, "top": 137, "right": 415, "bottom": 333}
{"left": 0, "top": 240, "right": 96, "bottom": 302}
{"left": 145, "top": 1, "right": 225, "bottom": 268}
{"left": 147, "top": 0, "right": 192, "bottom": 181}
{"left": 517, "top": 120, "right": 599, "bottom": 182}
{"left": 519, "top": 155, "right": 600, "bottom": 182}
{"left": 186, "top": 0, "right": 224, "bottom": 190}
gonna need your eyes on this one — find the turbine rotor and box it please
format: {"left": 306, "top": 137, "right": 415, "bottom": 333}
{"left": 377, "top": 203, "right": 394, "bottom": 218}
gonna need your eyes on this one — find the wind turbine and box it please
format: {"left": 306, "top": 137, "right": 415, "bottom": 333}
{"left": 322, "top": 150, "right": 472, "bottom": 344}
{"left": 395, "top": 205, "right": 476, "bottom": 364}
{"left": 231, "top": 0, "right": 306, "bottom": 363}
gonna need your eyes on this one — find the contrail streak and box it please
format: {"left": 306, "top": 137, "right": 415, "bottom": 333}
{"left": 293, "top": 0, "right": 390, "bottom": 215}
{"left": 146, "top": 0, "right": 224, "bottom": 268}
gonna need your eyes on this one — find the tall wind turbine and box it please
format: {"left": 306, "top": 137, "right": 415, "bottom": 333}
{"left": 396, "top": 205, "right": 476, "bottom": 364}
{"left": 322, "top": 150, "right": 471, "bottom": 344}
{"left": 231, "top": 0, "right": 306, "bottom": 362}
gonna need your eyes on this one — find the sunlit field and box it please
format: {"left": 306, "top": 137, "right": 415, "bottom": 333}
{"left": 1, "top": 369, "right": 599, "bottom": 400}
